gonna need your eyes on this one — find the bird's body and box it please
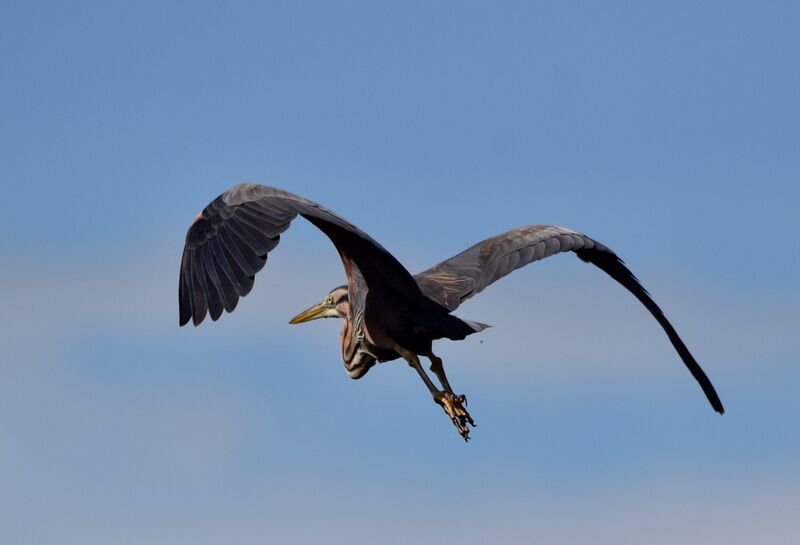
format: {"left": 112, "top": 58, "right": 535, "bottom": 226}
{"left": 179, "top": 183, "right": 724, "bottom": 440}
{"left": 329, "top": 282, "right": 479, "bottom": 379}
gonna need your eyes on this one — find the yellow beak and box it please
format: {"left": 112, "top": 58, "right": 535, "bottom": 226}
{"left": 288, "top": 302, "right": 338, "bottom": 324}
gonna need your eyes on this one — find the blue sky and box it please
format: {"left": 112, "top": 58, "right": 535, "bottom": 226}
{"left": 2, "top": 1, "right": 799, "bottom": 543}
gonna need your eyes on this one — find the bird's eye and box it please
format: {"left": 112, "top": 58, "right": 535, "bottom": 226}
{"left": 326, "top": 296, "right": 333, "bottom": 305}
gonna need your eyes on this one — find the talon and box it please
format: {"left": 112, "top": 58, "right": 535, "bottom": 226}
{"left": 434, "top": 391, "right": 475, "bottom": 440}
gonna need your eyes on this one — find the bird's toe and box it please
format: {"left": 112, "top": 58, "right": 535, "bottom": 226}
{"left": 434, "top": 391, "right": 475, "bottom": 441}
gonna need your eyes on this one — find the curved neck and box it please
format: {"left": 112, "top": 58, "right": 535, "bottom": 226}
{"left": 339, "top": 301, "right": 360, "bottom": 364}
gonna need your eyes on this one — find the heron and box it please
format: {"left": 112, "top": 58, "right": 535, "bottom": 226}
{"left": 179, "top": 183, "right": 724, "bottom": 440}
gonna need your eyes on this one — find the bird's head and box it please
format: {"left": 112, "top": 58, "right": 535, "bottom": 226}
{"left": 288, "top": 285, "right": 349, "bottom": 324}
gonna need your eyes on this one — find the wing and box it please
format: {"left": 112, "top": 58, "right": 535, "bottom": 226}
{"left": 414, "top": 225, "right": 724, "bottom": 414}
{"left": 179, "top": 183, "right": 422, "bottom": 326}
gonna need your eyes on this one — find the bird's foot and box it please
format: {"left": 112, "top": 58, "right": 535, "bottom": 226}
{"left": 434, "top": 392, "right": 475, "bottom": 441}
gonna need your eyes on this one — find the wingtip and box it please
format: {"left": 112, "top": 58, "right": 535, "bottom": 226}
{"left": 709, "top": 395, "right": 725, "bottom": 415}
{"left": 707, "top": 387, "right": 725, "bottom": 415}
{"left": 179, "top": 305, "right": 192, "bottom": 327}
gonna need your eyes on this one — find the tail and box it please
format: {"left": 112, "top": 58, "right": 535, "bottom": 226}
{"left": 461, "top": 318, "right": 491, "bottom": 333}
{"left": 418, "top": 302, "right": 491, "bottom": 340}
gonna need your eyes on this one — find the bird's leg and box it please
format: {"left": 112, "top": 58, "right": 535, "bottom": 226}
{"left": 398, "top": 349, "right": 474, "bottom": 441}
{"left": 426, "top": 351, "right": 475, "bottom": 431}
{"left": 427, "top": 352, "right": 454, "bottom": 394}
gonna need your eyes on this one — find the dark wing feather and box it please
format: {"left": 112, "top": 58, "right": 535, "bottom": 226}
{"left": 414, "top": 225, "right": 724, "bottom": 414}
{"left": 179, "top": 183, "right": 422, "bottom": 326}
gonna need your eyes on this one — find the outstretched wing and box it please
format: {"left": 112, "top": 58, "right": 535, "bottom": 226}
{"left": 179, "top": 183, "right": 422, "bottom": 326}
{"left": 414, "top": 225, "right": 724, "bottom": 414}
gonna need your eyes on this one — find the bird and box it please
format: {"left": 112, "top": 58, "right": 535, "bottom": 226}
{"left": 178, "top": 183, "right": 724, "bottom": 441}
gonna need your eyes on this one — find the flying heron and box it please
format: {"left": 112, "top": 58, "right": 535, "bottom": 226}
{"left": 179, "top": 183, "right": 724, "bottom": 440}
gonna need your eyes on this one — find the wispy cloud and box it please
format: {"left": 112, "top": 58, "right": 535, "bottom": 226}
{"left": 5, "top": 471, "right": 799, "bottom": 545}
